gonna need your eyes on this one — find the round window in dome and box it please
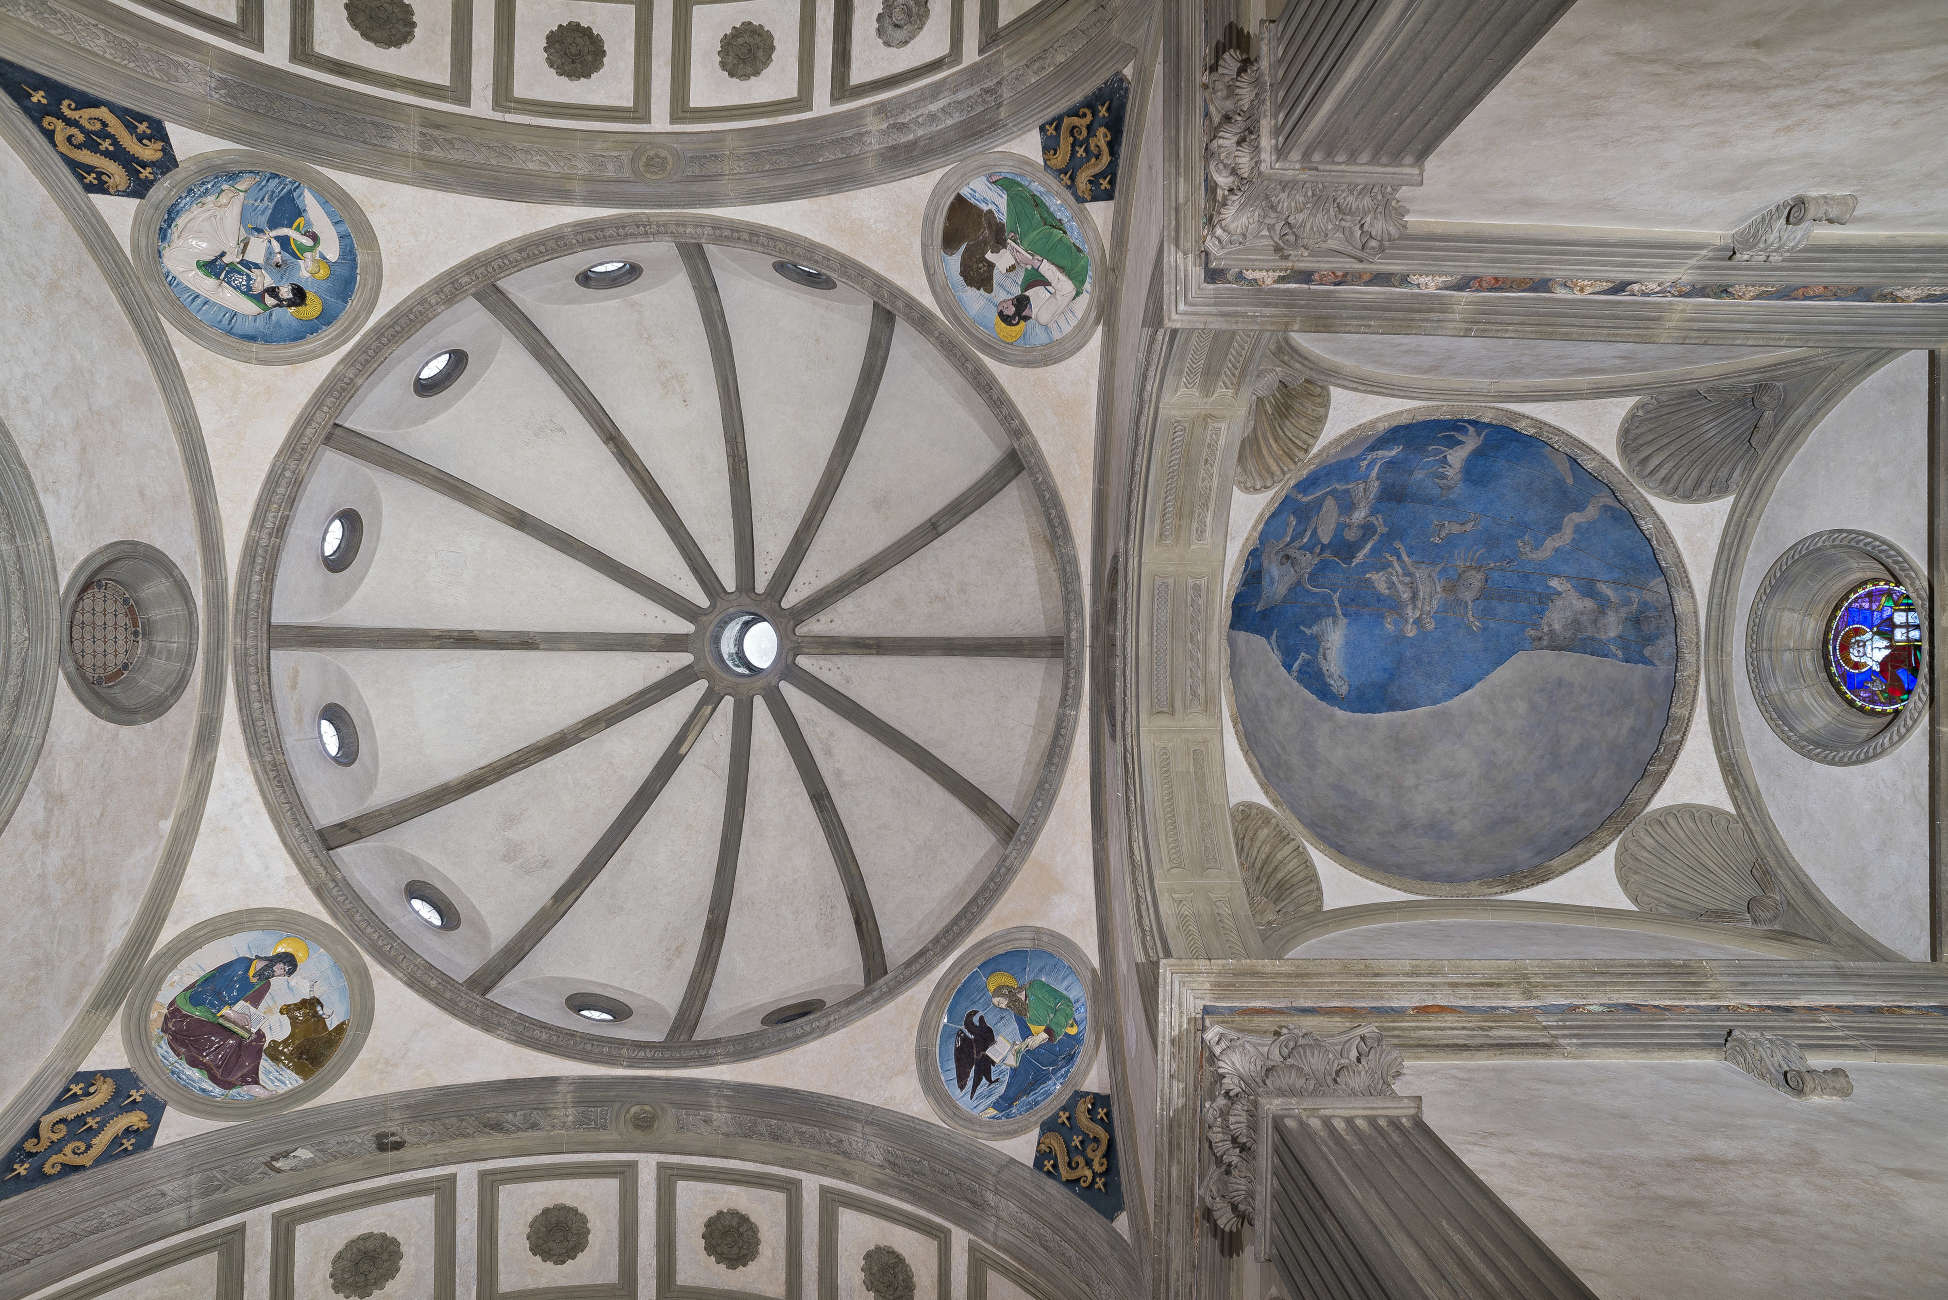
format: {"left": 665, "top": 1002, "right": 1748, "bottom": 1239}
{"left": 1825, "top": 580, "right": 1923, "bottom": 715}
{"left": 317, "top": 702, "right": 360, "bottom": 767}
{"left": 566, "top": 991, "right": 632, "bottom": 1023}
{"left": 413, "top": 348, "right": 468, "bottom": 397}
{"left": 772, "top": 260, "right": 836, "bottom": 290}
{"left": 575, "top": 260, "right": 643, "bottom": 290}
{"left": 404, "top": 880, "right": 460, "bottom": 932}
{"left": 69, "top": 577, "right": 142, "bottom": 686}
{"left": 321, "top": 507, "right": 364, "bottom": 572}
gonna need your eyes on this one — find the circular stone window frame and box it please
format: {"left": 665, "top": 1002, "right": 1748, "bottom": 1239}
{"left": 920, "top": 152, "right": 1107, "bottom": 369}
{"left": 59, "top": 541, "right": 198, "bottom": 727}
{"left": 1222, "top": 403, "right": 1702, "bottom": 898}
{"left": 912, "top": 925, "right": 1101, "bottom": 1140}
{"left": 128, "top": 150, "right": 383, "bottom": 367}
{"left": 1746, "top": 528, "right": 1928, "bottom": 766}
{"left": 233, "top": 214, "right": 1083, "bottom": 1069}
{"left": 118, "top": 907, "right": 374, "bottom": 1121}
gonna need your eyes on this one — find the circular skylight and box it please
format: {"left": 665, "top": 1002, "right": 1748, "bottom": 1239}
{"left": 238, "top": 219, "right": 1082, "bottom": 1067}
{"left": 317, "top": 703, "right": 359, "bottom": 766}
{"left": 575, "top": 260, "right": 643, "bottom": 290}
{"left": 404, "top": 880, "right": 459, "bottom": 931}
{"left": 413, "top": 348, "right": 468, "bottom": 397}
{"left": 320, "top": 508, "right": 363, "bottom": 572}
{"left": 772, "top": 260, "right": 836, "bottom": 290}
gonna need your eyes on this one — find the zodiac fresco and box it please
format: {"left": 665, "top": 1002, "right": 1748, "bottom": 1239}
{"left": 1227, "top": 413, "right": 1688, "bottom": 889}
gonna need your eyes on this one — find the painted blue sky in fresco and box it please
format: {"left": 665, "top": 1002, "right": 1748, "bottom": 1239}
{"left": 1230, "top": 418, "right": 1675, "bottom": 714}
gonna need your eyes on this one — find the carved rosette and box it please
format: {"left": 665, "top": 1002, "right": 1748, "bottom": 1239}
{"left": 862, "top": 1244, "right": 918, "bottom": 1299}
{"left": 328, "top": 1232, "right": 403, "bottom": 1299}
{"left": 702, "top": 1207, "right": 761, "bottom": 1269}
{"left": 343, "top": 0, "right": 416, "bottom": 49}
{"left": 1618, "top": 383, "right": 1784, "bottom": 503}
{"left": 543, "top": 21, "right": 607, "bottom": 81}
{"left": 527, "top": 1202, "right": 591, "bottom": 1265}
{"left": 1199, "top": 1023, "right": 1404, "bottom": 1233}
{"left": 876, "top": 0, "right": 930, "bottom": 48}
{"left": 1723, "top": 1028, "right": 1853, "bottom": 1099}
{"left": 718, "top": 22, "right": 776, "bottom": 80}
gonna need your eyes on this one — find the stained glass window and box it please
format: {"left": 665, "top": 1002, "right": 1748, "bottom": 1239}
{"left": 1824, "top": 580, "right": 1922, "bottom": 714}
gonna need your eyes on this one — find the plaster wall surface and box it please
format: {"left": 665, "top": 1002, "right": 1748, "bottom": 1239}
{"left": 1733, "top": 351, "right": 1927, "bottom": 958}
{"left": 1416, "top": 1059, "right": 1948, "bottom": 1299}
{"left": 1413, "top": 0, "right": 1948, "bottom": 235}
{"left": 73, "top": 122, "right": 1111, "bottom": 1171}
{"left": 1222, "top": 386, "right": 1731, "bottom": 913}
{"left": 0, "top": 122, "right": 212, "bottom": 1120}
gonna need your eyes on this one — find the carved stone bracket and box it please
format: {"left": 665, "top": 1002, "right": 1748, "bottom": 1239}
{"left": 1198, "top": 1023, "right": 1403, "bottom": 1233}
{"left": 1729, "top": 194, "right": 1859, "bottom": 262}
{"left": 1723, "top": 1028, "right": 1854, "bottom": 1099}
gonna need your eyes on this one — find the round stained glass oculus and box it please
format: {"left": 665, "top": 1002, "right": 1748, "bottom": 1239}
{"left": 575, "top": 260, "right": 643, "bottom": 290}
{"left": 1824, "top": 580, "right": 1922, "bottom": 715}
{"left": 413, "top": 348, "right": 468, "bottom": 397}
{"left": 68, "top": 577, "right": 143, "bottom": 686}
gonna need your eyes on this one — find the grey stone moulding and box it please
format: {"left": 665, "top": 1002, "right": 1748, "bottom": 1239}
{"left": 1745, "top": 528, "right": 1930, "bottom": 766}
{"left": 128, "top": 0, "right": 264, "bottom": 49}
{"left": 1152, "top": 959, "right": 1948, "bottom": 1300}
{"left": 1615, "top": 803, "right": 1831, "bottom": 943}
{"left": 816, "top": 1186, "right": 951, "bottom": 1300}
{"left": 56, "top": 540, "right": 198, "bottom": 727}
{"left": 34, "top": 1224, "right": 245, "bottom": 1300}
{"left": 657, "top": 1162, "right": 802, "bottom": 1300}
{"left": 1618, "top": 381, "right": 1785, "bottom": 503}
{"left": 1278, "top": 898, "right": 1841, "bottom": 959}
{"left": 1221, "top": 403, "right": 1701, "bottom": 898}
{"left": 493, "top": 0, "right": 653, "bottom": 124}
{"left": 1703, "top": 351, "right": 1912, "bottom": 961}
{"left": 233, "top": 214, "right": 1084, "bottom": 1068}
{"left": 118, "top": 907, "right": 376, "bottom": 1122}
{"left": 0, "top": 69, "right": 226, "bottom": 1191}
{"left": 0, "top": 414, "right": 57, "bottom": 836}
{"left": 912, "top": 925, "right": 1103, "bottom": 1140}
{"left": 1276, "top": 333, "right": 1838, "bottom": 404}
{"left": 0, "top": 0, "right": 1145, "bottom": 206}
{"left": 830, "top": 0, "right": 963, "bottom": 103}
{"left": 920, "top": 151, "right": 1109, "bottom": 368}
{"left": 271, "top": 1175, "right": 456, "bottom": 1300}
{"left": 479, "top": 1162, "right": 633, "bottom": 1298}
{"left": 1228, "top": 802, "right": 1320, "bottom": 957}
{"left": 293, "top": 0, "right": 473, "bottom": 104}
{"left": 127, "top": 150, "right": 384, "bottom": 367}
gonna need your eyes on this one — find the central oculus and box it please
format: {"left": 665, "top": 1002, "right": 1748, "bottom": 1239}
{"left": 713, "top": 609, "right": 779, "bottom": 677}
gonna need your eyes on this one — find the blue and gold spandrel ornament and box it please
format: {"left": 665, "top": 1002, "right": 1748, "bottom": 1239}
{"left": 1, "top": 58, "right": 177, "bottom": 198}
{"left": 1034, "top": 1090, "right": 1122, "bottom": 1221}
{"left": 1, "top": 1068, "right": 165, "bottom": 1203}
{"left": 1039, "top": 72, "right": 1126, "bottom": 204}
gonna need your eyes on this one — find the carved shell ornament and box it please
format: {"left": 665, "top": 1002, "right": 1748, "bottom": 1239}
{"left": 329, "top": 1232, "right": 403, "bottom": 1299}
{"left": 876, "top": 0, "right": 930, "bottom": 48}
{"left": 1235, "top": 373, "right": 1328, "bottom": 493}
{"left": 1229, "top": 803, "right": 1322, "bottom": 953}
{"left": 1615, "top": 804, "right": 1812, "bottom": 937}
{"left": 718, "top": 22, "right": 777, "bottom": 81}
{"left": 1618, "top": 382, "right": 1783, "bottom": 503}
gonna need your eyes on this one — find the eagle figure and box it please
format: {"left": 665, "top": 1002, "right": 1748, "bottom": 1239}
{"left": 953, "top": 1008, "right": 999, "bottom": 1094}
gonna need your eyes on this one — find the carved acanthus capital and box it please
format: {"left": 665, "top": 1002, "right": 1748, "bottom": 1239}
{"left": 1723, "top": 1028, "right": 1853, "bottom": 1099}
{"left": 1201, "top": 44, "right": 1407, "bottom": 261}
{"left": 1198, "top": 1024, "right": 1404, "bottom": 1232}
{"left": 1728, "top": 193, "right": 1858, "bottom": 262}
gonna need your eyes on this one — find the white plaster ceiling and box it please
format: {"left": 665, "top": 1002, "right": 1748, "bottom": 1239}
{"left": 1415, "top": 0, "right": 1948, "bottom": 235}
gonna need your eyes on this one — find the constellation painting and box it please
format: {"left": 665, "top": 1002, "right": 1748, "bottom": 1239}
{"left": 1228, "top": 413, "right": 1687, "bottom": 891}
